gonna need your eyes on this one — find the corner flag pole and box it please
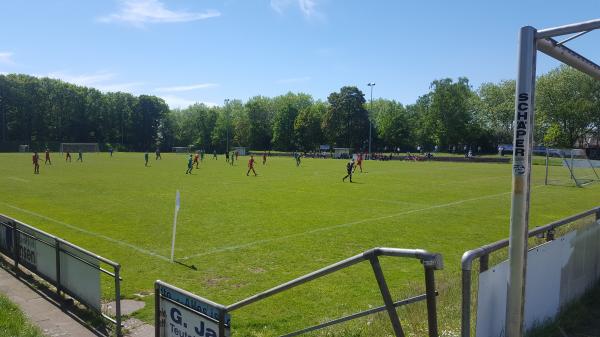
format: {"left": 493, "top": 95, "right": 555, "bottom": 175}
{"left": 170, "top": 190, "right": 181, "bottom": 263}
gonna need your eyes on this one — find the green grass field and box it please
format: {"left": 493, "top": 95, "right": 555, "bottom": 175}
{"left": 0, "top": 152, "right": 598, "bottom": 336}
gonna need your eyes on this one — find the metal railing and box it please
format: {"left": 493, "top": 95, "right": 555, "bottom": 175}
{"left": 460, "top": 206, "right": 600, "bottom": 337}
{"left": 0, "top": 215, "right": 123, "bottom": 337}
{"left": 225, "top": 247, "right": 444, "bottom": 337}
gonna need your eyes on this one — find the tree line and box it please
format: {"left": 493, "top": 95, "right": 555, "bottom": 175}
{"left": 1, "top": 65, "right": 599, "bottom": 153}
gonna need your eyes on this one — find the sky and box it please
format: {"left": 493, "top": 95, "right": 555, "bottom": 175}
{"left": 0, "top": 0, "right": 599, "bottom": 109}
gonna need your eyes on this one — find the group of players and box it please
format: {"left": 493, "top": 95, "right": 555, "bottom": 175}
{"left": 32, "top": 148, "right": 366, "bottom": 183}
{"left": 31, "top": 149, "right": 84, "bottom": 174}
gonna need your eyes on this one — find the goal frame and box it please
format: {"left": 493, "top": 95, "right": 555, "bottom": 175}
{"left": 501, "top": 19, "right": 600, "bottom": 337}
{"left": 544, "top": 148, "right": 600, "bottom": 187}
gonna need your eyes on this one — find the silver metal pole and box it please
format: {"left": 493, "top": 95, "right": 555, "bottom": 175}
{"left": 545, "top": 149, "right": 549, "bottom": 185}
{"left": 506, "top": 25, "right": 537, "bottom": 337}
{"left": 115, "top": 264, "right": 122, "bottom": 337}
{"left": 536, "top": 38, "right": 600, "bottom": 81}
{"left": 224, "top": 99, "right": 230, "bottom": 154}
{"left": 536, "top": 18, "right": 600, "bottom": 39}
{"left": 369, "top": 84, "right": 373, "bottom": 159}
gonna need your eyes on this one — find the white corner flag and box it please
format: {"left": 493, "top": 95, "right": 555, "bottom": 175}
{"left": 170, "top": 190, "right": 180, "bottom": 262}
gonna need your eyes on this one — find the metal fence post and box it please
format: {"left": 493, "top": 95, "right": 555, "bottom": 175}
{"left": 479, "top": 255, "right": 489, "bottom": 273}
{"left": 155, "top": 282, "right": 160, "bottom": 337}
{"left": 219, "top": 310, "right": 226, "bottom": 337}
{"left": 115, "top": 264, "right": 122, "bottom": 337}
{"left": 55, "top": 238, "right": 62, "bottom": 297}
{"left": 369, "top": 255, "right": 405, "bottom": 337}
{"left": 461, "top": 268, "right": 472, "bottom": 337}
{"left": 12, "top": 221, "right": 19, "bottom": 272}
{"left": 423, "top": 260, "right": 439, "bottom": 337}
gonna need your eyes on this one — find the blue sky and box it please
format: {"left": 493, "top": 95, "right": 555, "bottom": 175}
{"left": 0, "top": 0, "right": 599, "bottom": 109}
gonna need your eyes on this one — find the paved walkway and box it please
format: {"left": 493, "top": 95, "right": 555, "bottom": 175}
{"left": 0, "top": 266, "right": 98, "bottom": 337}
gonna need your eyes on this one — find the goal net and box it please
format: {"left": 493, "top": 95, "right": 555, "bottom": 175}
{"left": 544, "top": 148, "right": 600, "bottom": 187}
{"left": 18, "top": 145, "right": 29, "bottom": 152}
{"left": 60, "top": 143, "right": 99, "bottom": 153}
{"left": 172, "top": 146, "right": 192, "bottom": 154}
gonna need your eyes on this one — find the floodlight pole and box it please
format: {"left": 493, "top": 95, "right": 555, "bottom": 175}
{"left": 224, "top": 99, "right": 230, "bottom": 154}
{"left": 367, "top": 82, "right": 375, "bottom": 159}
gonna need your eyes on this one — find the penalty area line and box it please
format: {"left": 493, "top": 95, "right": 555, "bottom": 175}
{"left": 0, "top": 201, "right": 170, "bottom": 262}
{"left": 181, "top": 186, "right": 546, "bottom": 261}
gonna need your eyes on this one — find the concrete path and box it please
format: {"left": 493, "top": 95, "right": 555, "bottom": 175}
{"left": 0, "top": 266, "right": 98, "bottom": 337}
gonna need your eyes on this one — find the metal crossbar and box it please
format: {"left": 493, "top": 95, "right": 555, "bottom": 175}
{"left": 226, "top": 247, "right": 443, "bottom": 337}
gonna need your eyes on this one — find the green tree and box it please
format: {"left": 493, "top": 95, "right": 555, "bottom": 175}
{"left": 476, "top": 80, "right": 515, "bottom": 145}
{"left": 372, "top": 99, "right": 412, "bottom": 149}
{"left": 322, "top": 86, "right": 369, "bottom": 149}
{"left": 427, "top": 77, "right": 475, "bottom": 147}
{"left": 245, "top": 96, "right": 273, "bottom": 150}
{"left": 294, "top": 101, "right": 326, "bottom": 151}
{"left": 536, "top": 66, "right": 599, "bottom": 148}
{"left": 271, "top": 92, "right": 313, "bottom": 150}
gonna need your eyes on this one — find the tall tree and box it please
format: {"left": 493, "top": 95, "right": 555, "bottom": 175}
{"left": 294, "top": 101, "right": 325, "bottom": 151}
{"left": 322, "top": 86, "right": 369, "bottom": 149}
{"left": 271, "top": 92, "right": 313, "bottom": 150}
{"left": 420, "top": 77, "right": 476, "bottom": 148}
{"left": 245, "top": 96, "right": 273, "bottom": 150}
{"left": 536, "top": 66, "right": 599, "bottom": 148}
{"left": 476, "top": 80, "right": 516, "bottom": 145}
{"left": 372, "top": 99, "right": 412, "bottom": 150}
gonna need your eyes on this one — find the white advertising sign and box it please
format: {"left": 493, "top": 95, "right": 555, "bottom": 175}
{"left": 160, "top": 298, "right": 229, "bottom": 337}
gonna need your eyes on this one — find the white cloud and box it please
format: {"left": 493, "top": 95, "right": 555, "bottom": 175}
{"left": 95, "top": 82, "right": 145, "bottom": 93}
{"left": 160, "top": 95, "right": 216, "bottom": 109}
{"left": 270, "top": 0, "right": 322, "bottom": 18}
{"left": 270, "top": 0, "right": 294, "bottom": 14}
{"left": 277, "top": 76, "right": 311, "bottom": 84}
{"left": 155, "top": 83, "right": 219, "bottom": 92}
{"left": 298, "top": 0, "right": 318, "bottom": 17}
{"left": 99, "top": 0, "right": 221, "bottom": 26}
{"left": 44, "top": 71, "right": 144, "bottom": 93}
{"left": 46, "top": 71, "right": 117, "bottom": 86}
{"left": 0, "top": 52, "right": 15, "bottom": 65}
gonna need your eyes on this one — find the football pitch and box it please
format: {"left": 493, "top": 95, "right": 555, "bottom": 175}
{"left": 0, "top": 152, "right": 599, "bottom": 336}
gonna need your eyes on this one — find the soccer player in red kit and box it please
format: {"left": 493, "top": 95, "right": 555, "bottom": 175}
{"left": 246, "top": 155, "right": 257, "bottom": 176}
{"left": 44, "top": 148, "right": 52, "bottom": 165}
{"left": 193, "top": 152, "right": 200, "bottom": 169}
{"left": 356, "top": 153, "right": 363, "bottom": 173}
{"left": 262, "top": 152, "right": 267, "bottom": 165}
{"left": 65, "top": 151, "right": 72, "bottom": 162}
{"left": 32, "top": 152, "right": 40, "bottom": 174}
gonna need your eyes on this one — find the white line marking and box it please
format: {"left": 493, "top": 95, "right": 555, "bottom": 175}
{"left": 6, "top": 177, "right": 30, "bottom": 183}
{"left": 181, "top": 186, "right": 545, "bottom": 260}
{"left": 0, "top": 201, "right": 170, "bottom": 261}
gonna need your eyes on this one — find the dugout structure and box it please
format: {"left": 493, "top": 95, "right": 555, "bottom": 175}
{"left": 503, "top": 19, "right": 600, "bottom": 337}
{"left": 60, "top": 143, "right": 99, "bottom": 153}
{"left": 544, "top": 148, "right": 600, "bottom": 187}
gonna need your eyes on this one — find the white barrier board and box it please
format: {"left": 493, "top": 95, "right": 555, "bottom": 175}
{"left": 476, "top": 221, "right": 600, "bottom": 336}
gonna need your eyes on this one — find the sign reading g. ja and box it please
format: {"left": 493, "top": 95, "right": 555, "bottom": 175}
{"left": 156, "top": 281, "right": 230, "bottom": 337}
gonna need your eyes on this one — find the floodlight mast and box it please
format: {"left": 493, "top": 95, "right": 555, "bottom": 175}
{"left": 506, "top": 19, "right": 600, "bottom": 337}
